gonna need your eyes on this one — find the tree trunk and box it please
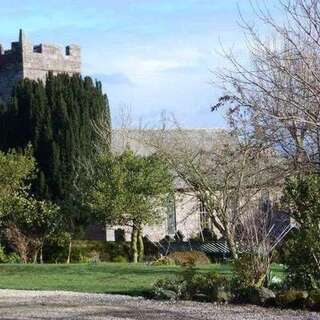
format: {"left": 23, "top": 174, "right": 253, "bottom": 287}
{"left": 131, "top": 225, "right": 138, "bottom": 263}
{"left": 137, "top": 226, "right": 144, "bottom": 262}
{"left": 33, "top": 249, "right": 38, "bottom": 264}
{"left": 39, "top": 242, "right": 44, "bottom": 264}
{"left": 226, "top": 228, "right": 238, "bottom": 259}
{"left": 66, "top": 239, "right": 72, "bottom": 264}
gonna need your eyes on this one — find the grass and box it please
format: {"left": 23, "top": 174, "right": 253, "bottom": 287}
{"left": 0, "top": 263, "right": 285, "bottom": 296}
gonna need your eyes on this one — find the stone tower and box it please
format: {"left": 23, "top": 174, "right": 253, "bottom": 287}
{"left": 0, "top": 30, "right": 81, "bottom": 103}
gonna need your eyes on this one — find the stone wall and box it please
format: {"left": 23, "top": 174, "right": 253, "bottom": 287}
{"left": 22, "top": 39, "right": 81, "bottom": 82}
{"left": 0, "top": 30, "right": 81, "bottom": 103}
{"left": 105, "top": 191, "right": 203, "bottom": 243}
{"left": 0, "top": 41, "right": 23, "bottom": 103}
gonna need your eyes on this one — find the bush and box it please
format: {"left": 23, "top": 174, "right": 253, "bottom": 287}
{"left": 282, "top": 175, "right": 320, "bottom": 290}
{"left": 73, "top": 241, "right": 131, "bottom": 263}
{"left": 234, "top": 287, "right": 275, "bottom": 306}
{"left": 153, "top": 278, "right": 185, "bottom": 300}
{"left": 42, "top": 232, "right": 71, "bottom": 263}
{"left": 187, "top": 271, "right": 231, "bottom": 302}
{"left": 233, "top": 253, "right": 270, "bottom": 288}
{"left": 0, "top": 246, "right": 21, "bottom": 264}
{"left": 43, "top": 240, "right": 131, "bottom": 263}
{"left": 308, "top": 289, "right": 320, "bottom": 311}
{"left": 167, "top": 251, "right": 210, "bottom": 265}
{"left": 276, "top": 290, "right": 309, "bottom": 309}
{"left": 153, "top": 264, "right": 232, "bottom": 302}
{"left": 113, "top": 255, "right": 128, "bottom": 263}
{"left": 0, "top": 246, "right": 8, "bottom": 263}
{"left": 151, "top": 256, "right": 175, "bottom": 266}
{"left": 5, "top": 252, "right": 21, "bottom": 264}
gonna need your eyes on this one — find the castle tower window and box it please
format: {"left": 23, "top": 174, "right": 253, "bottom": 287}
{"left": 66, "top": 46, "right": 70, "bottom": 56}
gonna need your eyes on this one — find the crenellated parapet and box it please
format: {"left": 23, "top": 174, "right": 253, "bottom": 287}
{"left": 0, "top": 30, "right": 81, "bottom": 103}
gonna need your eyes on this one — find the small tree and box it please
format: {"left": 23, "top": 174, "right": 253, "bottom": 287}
{"left": 283, "top": 174, "right": 320, "bottom": 289}
{"left": 4, "top": 198, "right": 61, "bottom": 263}
{"left": 0, "top": 147, "right": 35, "bottom": 218}
{"left": 88, "top": 150, "right": 173, "bottom": 263}
{"left": 0, "top": 148, "right": 60, "bottom": 263}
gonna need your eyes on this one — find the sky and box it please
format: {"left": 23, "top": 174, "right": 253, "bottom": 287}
{"left": 0, "top": 0, "right": 279, "bottom": 128}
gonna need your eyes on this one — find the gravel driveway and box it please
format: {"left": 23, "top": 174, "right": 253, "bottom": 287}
{"left": 0, "top": 289, "right": 318, "bottom": 320}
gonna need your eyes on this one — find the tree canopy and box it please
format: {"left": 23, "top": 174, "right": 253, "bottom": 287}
{"left": 88, "top": 150, "right": 173, "bottom": 262}
{"left": 0, "top": 73, "right": 111, "bottom": 202}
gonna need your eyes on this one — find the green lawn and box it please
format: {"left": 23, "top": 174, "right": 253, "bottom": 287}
{"left": 0, "top": 263, "right": 284, "bottom": 296}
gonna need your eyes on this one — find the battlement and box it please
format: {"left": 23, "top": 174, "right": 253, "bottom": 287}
{"left": 32, "top": 43, "right": 80, "bottom": 56}
{"left": 0, "top": 30, "right": 81, "bottom": 103}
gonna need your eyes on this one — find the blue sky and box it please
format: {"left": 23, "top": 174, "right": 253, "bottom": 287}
{"left": 0, "top": 1, "right": 278, "bottom": 128}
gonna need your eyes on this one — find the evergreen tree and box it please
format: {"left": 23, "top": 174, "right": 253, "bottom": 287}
{"left": 0, "top": 73, "right": 111, "bottom": 255}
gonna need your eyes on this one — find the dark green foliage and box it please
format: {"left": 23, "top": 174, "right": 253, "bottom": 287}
{"left": 282, "top": 175, "right": 320, "bottom": 289}
{"left": 308, "top": 289, "right": 320, "bottom": 311}
{"left": 0, "top": 73, "right": 110, "bottom": 239}
{"left": 43, "top": 240, "right": 130, "bottom": 263}
{"left": 233, "top": 252, "right": 271, "bottom": 288}
{"left": 89, "top": 150, "right": 173, "bottom": 262}
{"left": 112, "top": 255, "right": 129, "bottom": 263}
{"left": 153, "top": 264, "right": 231, "bottom": 302}
{"left": 0, "top": 73, "right": 110, "bottom": 202}
{"left": 234, "top": 287, "right": 275, "bottom": 306}
{"left": 276, "top": 290, "right": 309, "bottom": 309}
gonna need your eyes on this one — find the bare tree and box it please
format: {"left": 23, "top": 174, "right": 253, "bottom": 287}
{"left": 215, "top": 0, "right": 320, "bottom": 171}
{"left": 142, "top": 120, "right": 284, "bottom": 259}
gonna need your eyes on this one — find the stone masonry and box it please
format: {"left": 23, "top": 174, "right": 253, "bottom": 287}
{"left": 0, "top": 30, "right": 81, "bottom": 103}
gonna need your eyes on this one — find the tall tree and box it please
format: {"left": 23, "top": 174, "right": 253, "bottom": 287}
{"left": 88, "top": 150, "right": 173, "bottom": 263}
{"left": 0, "top": 73, "right": 111, "bottom": 260}
{"left": 144, "top": 126, "right": 284, "bottom": 259}
{"left": 214, "top": 0, "right": 320, "bottom": 172}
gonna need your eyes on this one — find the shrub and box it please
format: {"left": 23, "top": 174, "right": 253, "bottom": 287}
{"left": 42, "top": 232, "right": 70, "bottom": 263}
{"left": 234, "top": 287, "right": 275, "bottom": 306}
{"left": 151, "top": 256, "right": 175, "bottom": 266}
{"left": 276, "top": 290, "right": 309, "bottom": 309}
{"left": 233, "top": 253, "right": 270, "bottom": 288}
{"left": 153, "top": 264, "right": 232, "bottom": 303}
{"left": 6, "top": 252, "right": 21, "bottom": 264}
{"left": 308, "top": 289, "right": 320, "bottom": 311}
{"left": 153, "top": 278, "right": 186, "bottom": 300}
{"left": 187, "top": 271, "right": 231, "bottom": 302}
{"left": 42, "top": 239, "right": 131, "bottom": 263}
{"left": 282, "top": 175, "right": 320, "bottom": 290}
{"left": 0, "top": 246, "right": 8, "bottom": 263}
{"left": 167, "top": 251, "right": 210, "bottom": 265}
{"left": 44, "top": 240, "right": 131, "bottom": 263}
{"left": 113, "top": 255, "right": 128, "bottom": 263}
{"left": 0, "top": 246, "right": 20, "bottom": 264}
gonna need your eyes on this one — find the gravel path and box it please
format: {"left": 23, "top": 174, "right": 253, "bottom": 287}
{"left": 0, "top": 289, "right": 318, "bottom": 320}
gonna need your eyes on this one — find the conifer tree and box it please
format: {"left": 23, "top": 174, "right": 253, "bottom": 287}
{"left": 0, "top": 73, "right": 111, "bottom": 252}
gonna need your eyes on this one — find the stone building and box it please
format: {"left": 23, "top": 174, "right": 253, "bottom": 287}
{"left": 0, "top": 30, "right": 81, "bottom": 103}
{"left": 104, "top": 128, "right": 225, "bottom": 243}
{"left": 101, "top": 128, "right": 293, "bottom": 245}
